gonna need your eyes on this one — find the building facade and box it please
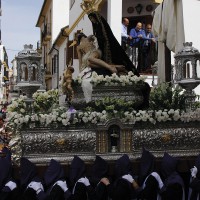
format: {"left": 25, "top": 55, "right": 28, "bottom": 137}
{"left": 36, "top": 0, "right": 70, "bottom": 90}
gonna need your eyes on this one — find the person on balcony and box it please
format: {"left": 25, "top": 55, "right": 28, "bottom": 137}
{"left": 121, "top": 18, "right": 132, "bottom": 52}
{"left": 128, "top": 22, "right": 144, "bottom": 72}
{"left": 141, "top": 24, "right": 156, "bottom": 73}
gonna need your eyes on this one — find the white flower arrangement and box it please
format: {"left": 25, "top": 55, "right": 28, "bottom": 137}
{"left": 6, "top": 106, "right": 200, "bottom": 129}
{"left": 73, "top": 71, "right": 146, "bottom": 87}
{"left": 5, "top": 82, "right": 200, "bottom": 129}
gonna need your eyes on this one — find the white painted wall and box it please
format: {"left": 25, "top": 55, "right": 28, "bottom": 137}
{"left": 69, "top": 0, "right": 92, "bottom": 41}
{"left": 107, "top": 0, "right": 122, "bottom": 43}
{"left": 182, "top": 0, "right": 200, "bottom": 51}
{"left": 182, "top": 0, "right": 200, "bottom": 95}
{"left": 59, "top": 39, "right": 67, "bottom": 79}
{"left": 122, "top": 0, "right": 158, "bottom": 18}
{"left": 52, "top": 0, "right": 70, "bottom": 43}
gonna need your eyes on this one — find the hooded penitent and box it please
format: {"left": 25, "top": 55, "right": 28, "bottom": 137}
{"left": 139, "top": 147, "right": 155, "bottom": 185}
{"left": 189, "top": 154, "right": 200, "bottom": 200}
{"left": 0, "top": 148, "right": 12, "bottom": 190}
{"left": 112, "top": 154, "right": 135, "bottom": 200}
{"left": 44, "top": 159, "right": 65, "bottom": 187}
{"left": 160, "top": 152, "right": 184, "bottom": 200}
{"left": 91, "top": 155, "right": 109, "bottom": 200}
{"left": 115, "top": 154, "right": 133, "bottom": 179}
{"left": 138, "top": 148, "right": 159, "bottom": 200}
{"left": 20, "top": 157, "right": 38, "bottom": 190}
{"left": 91, "top": 155, "right": 108, "bottom": 183}
{"left": 69, "top": 156, "right": 86, "bottom": 186}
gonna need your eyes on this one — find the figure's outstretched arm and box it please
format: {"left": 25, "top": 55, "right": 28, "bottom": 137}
{"left": 87, "top": 51, "right": 117, "bottom": 74}
{"left": 88, "top": 51, "right": 126, "bottom": 75}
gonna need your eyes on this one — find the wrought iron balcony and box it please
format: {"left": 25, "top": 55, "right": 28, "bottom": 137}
{"left": 41, "top": 23, "right": 52, "bottom": 44}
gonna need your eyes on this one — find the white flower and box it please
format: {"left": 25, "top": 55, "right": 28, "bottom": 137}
{"left": 82, "top": 117, "right": 88, "bottom": 123}
{"left": 14, "top": 118, "right": 19, "bottom": 124}
{"left": 62, "top": 119, "right": 69, "bottom": 126}
{"left": 20, "top": 108, "right": 25, "bottom": 113}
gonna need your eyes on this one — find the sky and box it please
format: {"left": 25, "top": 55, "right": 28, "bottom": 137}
{"left": 1, "top": 0, "right": 44, "bottom": 66}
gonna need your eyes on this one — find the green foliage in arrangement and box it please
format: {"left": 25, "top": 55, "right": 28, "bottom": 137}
{"left": 149, "top": 82, "right": 187, "bottom": 110}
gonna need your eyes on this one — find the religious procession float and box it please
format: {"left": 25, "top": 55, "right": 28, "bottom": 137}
{"left": 2, "top": 41, "right": 200, "bottom": 168}
{"left": 1, "top": 1, "right": 200, "bottom": 170}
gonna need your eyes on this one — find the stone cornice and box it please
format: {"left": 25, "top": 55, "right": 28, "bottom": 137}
{"left": 36, "top": 0, "right": 51, "bottom": 27}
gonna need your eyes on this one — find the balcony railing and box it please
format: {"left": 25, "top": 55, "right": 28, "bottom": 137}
{"left": 126, "top": 41, "right": 158, "bottom": 74}
{"left": 36, "top": 41, "right": 42, "bottom": 53}
{"left": 42, "top": 23, "right": 52, "bottom": 44}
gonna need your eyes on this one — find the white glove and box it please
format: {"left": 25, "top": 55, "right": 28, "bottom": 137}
{"left": 191, "top": 166, "right": 198, "bottom": 178}
{"left": 78, "top": 177, "right": 90, "bottom": 186}
{"left": 27, "top": 181, "right": 44, "bottom": 194}
{"left": 122, "top": 174, "right": 134, "bottom": 183}
{"left": 5, "top": 181, "right": 17, "bottom": 191}
{"left": 55, "top": 180, "right": 68, "bottom": 192}
{"left": 151, "top": 172, "right": 164, "bottom": 189}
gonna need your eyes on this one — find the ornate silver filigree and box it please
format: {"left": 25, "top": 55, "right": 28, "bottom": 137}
{"left": 16, "top": 120, "right": 200, "bottom": 165}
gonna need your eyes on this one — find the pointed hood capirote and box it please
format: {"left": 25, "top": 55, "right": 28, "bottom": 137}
{"left": 69, "top": 156, "right": 86, "bottom": 185}
{"left": 44, "top": 159, "right": 65, "bottom": 187}
{"left": 89, "top": 156, "right": 109, "bottom": 200}
{"left": 195, "top": 153, "right": 200, "bottom": 179}
{"left": 161, "top": 152, "right": 184, "bottom": 188}
{"left": 139, "top": 147, "right": 155, "bottom": 184}
{"left": 113, "top": 155, "right": 138, "bottom": 200}
{"left": 161, "top": 152, "right": 178, "bottom": 179}
{"left": 115, "top": 154, "right": 133, "bottom": 179}
{"left": 20, "top": 157, "right": 37, "bottom": 189}
{"left": 1, "top": 147, "right": 12, "bottom": 160}
{"left": 92, "top": 155, "right": 108, "bottom": 179}
{"left": 0, "top": 148, "right": 12, "bottom": 190}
